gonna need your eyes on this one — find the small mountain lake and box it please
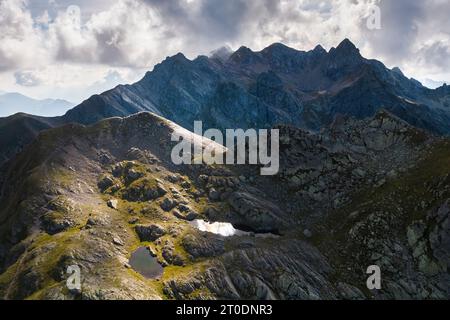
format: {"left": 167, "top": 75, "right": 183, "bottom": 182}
{"left": 129, "top": 247, "right": 164, "bottom": 279}
{"left": 189, "top": 219, "right": 279, "bottom": 238}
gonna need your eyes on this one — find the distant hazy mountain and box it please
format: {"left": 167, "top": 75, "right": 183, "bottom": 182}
{"left": 0, "top": 92, "right": 73, "bottom": 117}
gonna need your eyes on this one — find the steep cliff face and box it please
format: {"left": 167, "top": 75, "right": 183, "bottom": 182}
{"left": 0, "top": 111, "right": 448, "bottom": 300}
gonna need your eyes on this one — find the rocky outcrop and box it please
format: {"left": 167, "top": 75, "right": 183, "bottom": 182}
{"left": 135, "top": 224, "right": 166, "bottom": 242}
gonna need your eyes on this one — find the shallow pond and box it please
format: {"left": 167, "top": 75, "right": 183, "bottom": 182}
{"left": 129, "top": 247, "right": 164, "bottom": 279}
{"left": 190, "top": 219, "right": 279, "bottom": 238}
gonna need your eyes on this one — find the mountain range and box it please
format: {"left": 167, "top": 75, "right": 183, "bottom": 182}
{"left": 2, "top": 39, "right": 450, "bottom": 168}
{"left": 0, "top": 39, "right": 449, "bottom": 300}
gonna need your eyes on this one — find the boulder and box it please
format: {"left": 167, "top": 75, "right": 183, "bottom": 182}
{"left": 41, "top": 212, "right": 76, "bottom": 235}
{"left": 160, "top": 197, "right": 178, "bottom": 212}
{"left": 303, "top": 229, "right": 313, "bottom": 238}
{"left": 112, "top": 236, "right": 125, "bottom": 246}
{"left": 107, "top": 199, "right": 119, "bottom": 210}
{"left": 126, "top": 169, "right": 142, "bottom": 182}
{"left": 173, "top": 210, "right": 199, "bottom": 222}
{"left": 98, "top": 175, "right": 115, "bottom": 191}
{"left": 228, "top": 191, "right": 283, "bottom": 232}
{"left": 123, "top": 179, "right": 167, "bottom": 202}
{"left": 208, "top": 188, "right": 221, "bottom": 201}
{"left": 135, "top": 224, "right": 166, "bottom": 242}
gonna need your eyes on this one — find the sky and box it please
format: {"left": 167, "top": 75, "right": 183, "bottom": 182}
{"left": 0, "top": 0, "right": 450, "bottom": 104}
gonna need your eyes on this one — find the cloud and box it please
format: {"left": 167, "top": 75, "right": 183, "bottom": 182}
{"left": 417, "top": 41, "right": 450, "bottom": 70}
{"left": 361, "top": 0, "right": 425, "bottom": 62}
{"left": 0, "top": 0, "right": 48, "bottom": 71}
{"left": 49, "top": 0, "right": 180, "bottom": 68}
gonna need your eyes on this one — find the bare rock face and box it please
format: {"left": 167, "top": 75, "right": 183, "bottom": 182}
{"left": 160, "top": 197, "right": 177, "bottom": 212}
{"left": 41, "top": 213, "right": 76, "bottom": 235}
{"left": 173, "top": 210, "right": 198, "bottom": 222}
{"left": 123, "top": 180, "right": 167, "bottom": 202}
{"left": 164, "top": 240, "right": 342, "bottom": 300}
{"left": 161, "top": 240, "right": 184, "bottom": 266}
{"left": 40, "top": 198, "right": 81, "bottom": 235}
{"left": 429, "top": 201, "right": 450, "bottom": 270}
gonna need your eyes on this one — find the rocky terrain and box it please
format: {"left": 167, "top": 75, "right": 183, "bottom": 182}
{"left": 0, "top": 110, "right": 448, "bottom": 300}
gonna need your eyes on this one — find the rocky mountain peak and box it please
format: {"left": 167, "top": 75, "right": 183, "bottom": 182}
{"left": 392, "top": 66, "right": 404, "bottom": 76}
{"left": 312, "top": 44, "right": 327, "bottom": 55}
{"left": 328, "top": 38, "right": 362, "bottom": 63}
{"left": 171, "top": 52, "right": 188, "bottom": 60}
{"left": 263, "top": 42, "right": 297, "bottom": 54}
{"left": 260, "top": 42, "right": 303, "bottom": 64}
{"left": 210, "top": 46, "right": 233, "bottom": 62}
{"left": 336, "top": 38, "right": 359, "bottom": 53}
